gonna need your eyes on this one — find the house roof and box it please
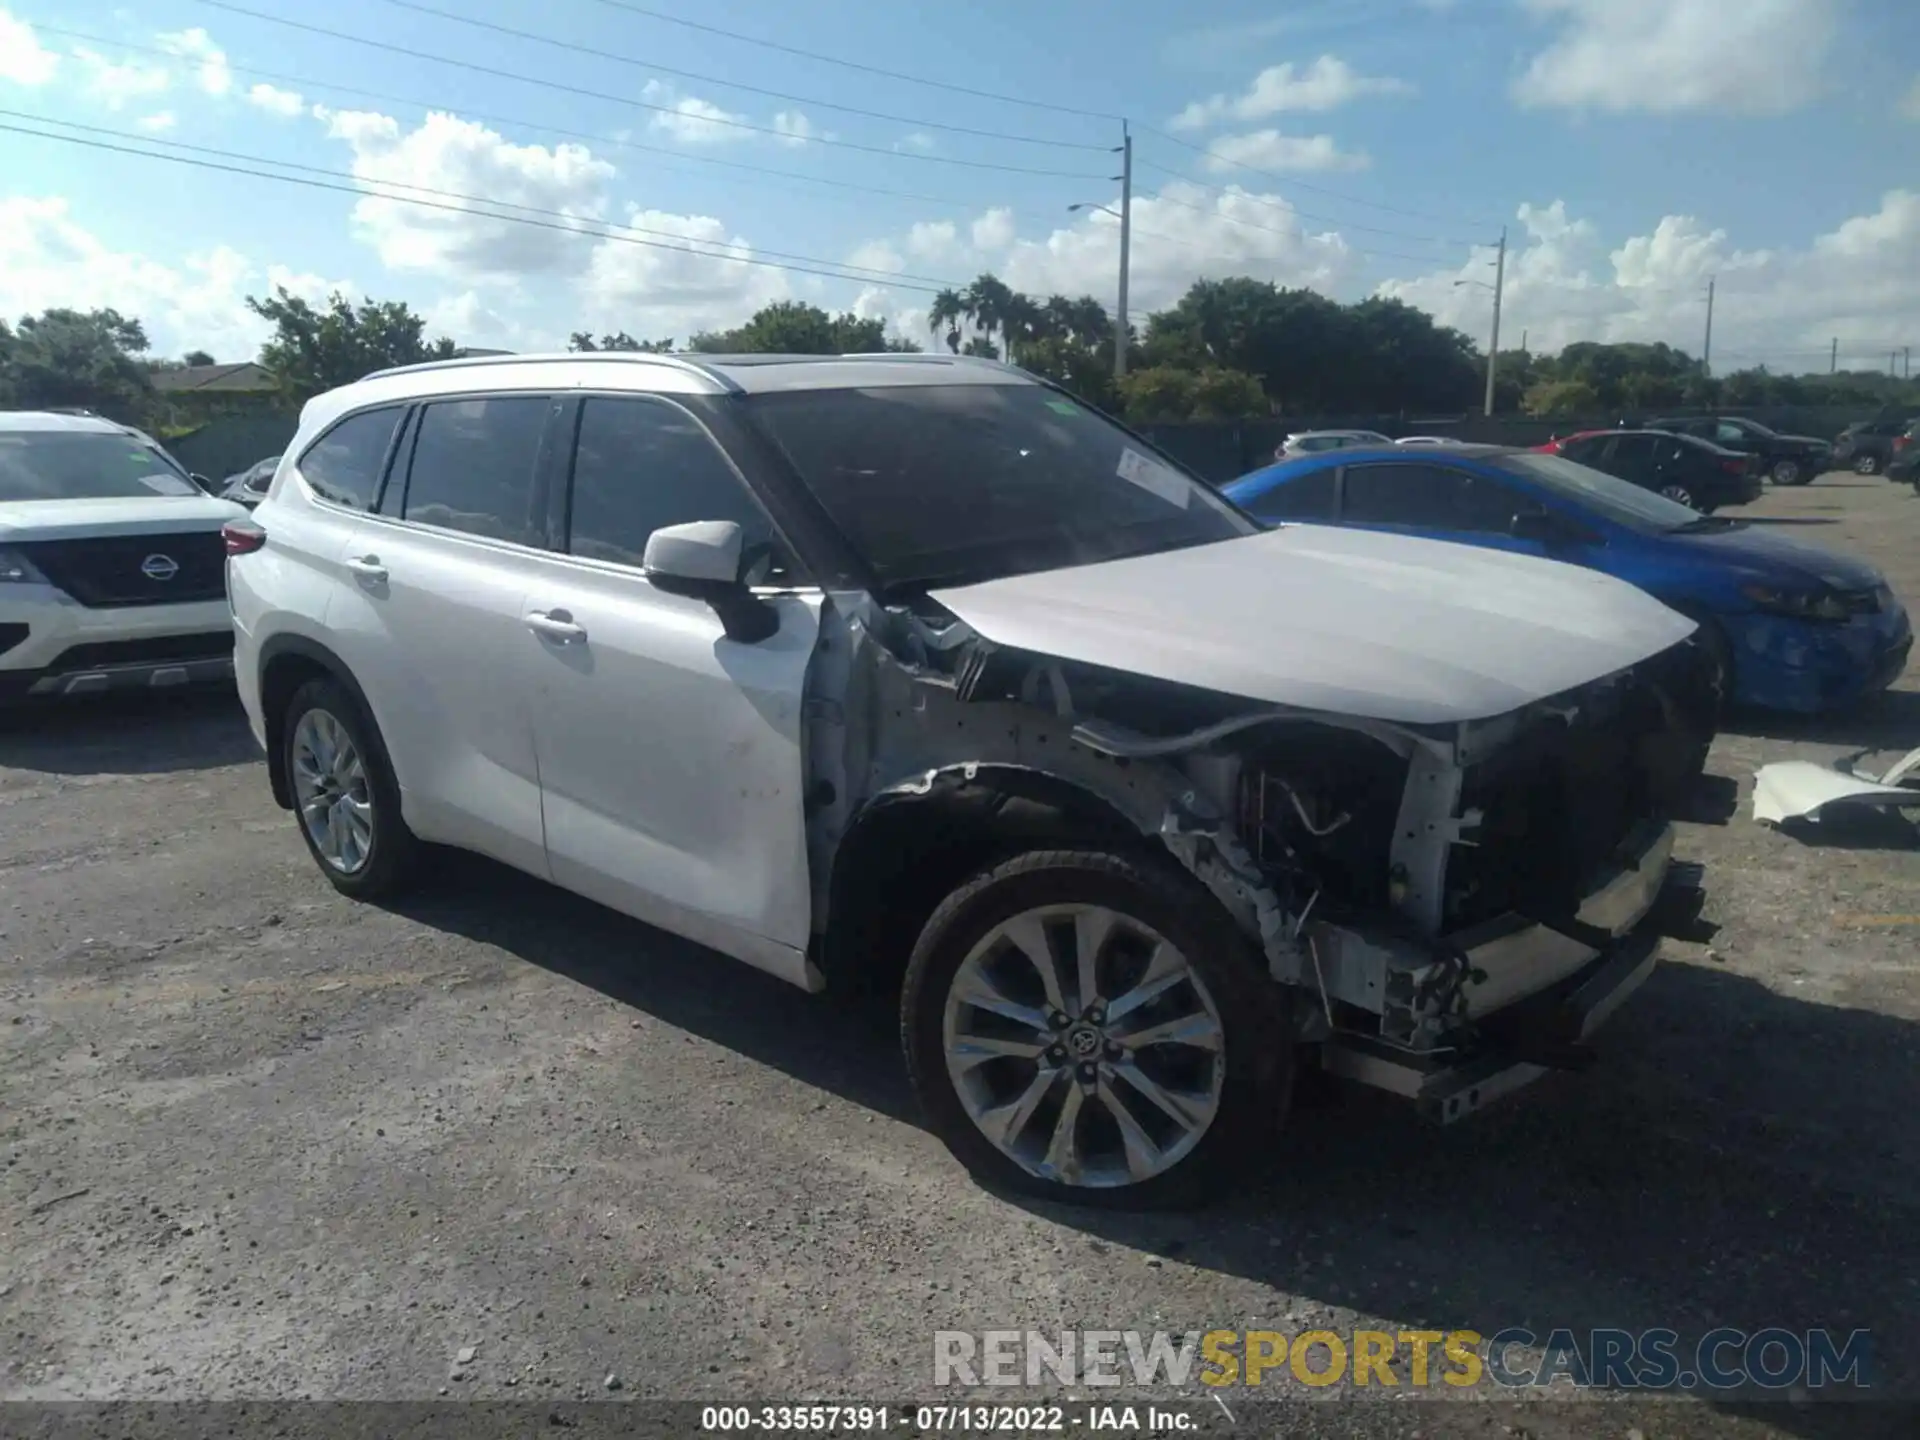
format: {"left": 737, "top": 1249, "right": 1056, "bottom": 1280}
{"left": 150, "top": 362, "right": 278, "bottom": 393}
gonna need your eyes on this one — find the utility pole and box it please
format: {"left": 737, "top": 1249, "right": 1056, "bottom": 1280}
{"left": 1520, "top": 328, "right": 1528, "bottom": 358}
{"left": 1115, "top": 121, "right": 1132, "bottom": 381}
{"left": 1830, "top": 337, "right": 1838, "bottom": 374}
{"left": 1701, "top": 277, "right": 1715, "bottom": 378}
{"left": 1483, "top": 226, "right": 1506, "bottom": 416}
{"left": 1905, "top": 346, "right": 1911, "bottom": 380}
{"left": 1893, "top": 351, "right": 1901, "bottom": 377}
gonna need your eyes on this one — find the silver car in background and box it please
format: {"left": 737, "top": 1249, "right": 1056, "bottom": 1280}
{"left": 1274, "top": 428, "right": 1393, "bottom": 461}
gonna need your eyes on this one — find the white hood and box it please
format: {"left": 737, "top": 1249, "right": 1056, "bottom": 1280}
{"left": 0, "top": 493, "right": 247, "bottom": 543}
{"left": 928, "top": 523, "right": 1696, "bottom": 725}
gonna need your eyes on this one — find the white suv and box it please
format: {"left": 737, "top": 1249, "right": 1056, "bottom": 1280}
{"left": 230, "top": 352, "right": 1717, "bottom": 1207}
{"left": 2, "top": 411, "right": 246, "bottom": 703}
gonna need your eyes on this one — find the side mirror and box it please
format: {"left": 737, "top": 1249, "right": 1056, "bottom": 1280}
{"left": 190, "top": 473, "right": 217, "bottom": 493}
{"left": 643, "top": 520, "right": 779, "bottom": 643}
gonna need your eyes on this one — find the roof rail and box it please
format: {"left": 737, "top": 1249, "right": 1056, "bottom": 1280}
{"left": 357, "top": 350, "right": 734, "bottom": 388}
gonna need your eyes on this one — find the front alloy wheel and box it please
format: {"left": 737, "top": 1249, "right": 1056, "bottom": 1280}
{"left": 1770, "top": 458, "right": 1803, "bottom": 486}
{"left": 942, "top": 904, "right": 1226, "bottom": 1190}
{"left": 1854, "top": 453, "right": 1882, "bottom": 475}
{"left": 903, "top": 849, "right": 1289, "bottom": 1209}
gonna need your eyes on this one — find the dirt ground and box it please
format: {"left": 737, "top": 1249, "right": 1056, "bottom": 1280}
{"left": 2, "top": 474, "right": 1916, "bottom": 1437}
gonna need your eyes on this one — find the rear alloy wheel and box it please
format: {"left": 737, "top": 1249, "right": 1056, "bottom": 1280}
{"left": 903, "top": 850, "right": 1288, "bottom": 1209}
{"left": 1853, "top": 453, "right": 1882, "bottom": 476}
{"left": 1659, "top": 482, "right": 1698, "bottom": 509}
{"left": 282, "top": 677, "right": 419, "bottom": 899}
{"left": 1769, "top": 458, "right": 1804, "bottom": 486}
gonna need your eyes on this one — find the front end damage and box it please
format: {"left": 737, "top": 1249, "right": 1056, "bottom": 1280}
{"left": 807, "top": 588, "right": 1717, "bottom": 1122}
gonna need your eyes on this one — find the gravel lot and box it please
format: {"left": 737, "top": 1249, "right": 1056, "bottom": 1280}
{"left": 3, "top": 475, "right": 1916, "bottom": 1437}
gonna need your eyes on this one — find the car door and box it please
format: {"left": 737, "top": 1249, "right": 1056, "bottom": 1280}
{"left": 516, "top": 393, "right": 820, "bottom": 981}
{"left": 326, "top": 392, "right": 557, "bottom": 878}
{"left": 1337, "top": 460, "right": 1562, "bottom": 560}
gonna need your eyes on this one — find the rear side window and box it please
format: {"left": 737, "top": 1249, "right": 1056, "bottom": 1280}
{"left": 299, "top": 408, "right": 401, "bottom": 511}
{"left": 401, "top": 396, "right": 550, "bottom": 546}
{"left": 565, "top": 396, "right": 794, "bottom": 579}
{"left": 1244, "top": 468, "right": 1335, "bottom": 523}
{"left": 1343, "top": 462, "right": 1527, "bottom": 532}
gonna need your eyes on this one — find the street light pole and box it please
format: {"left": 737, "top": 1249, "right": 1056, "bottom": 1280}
{"left": 1483, "top": 226, "right": 1506, "bottom": 417}
{"left": 1116, "top": 122, "right": 1132, "bottom": 381}
{"left": 1702, "top": 277, "right": 1715, "bottom": 378}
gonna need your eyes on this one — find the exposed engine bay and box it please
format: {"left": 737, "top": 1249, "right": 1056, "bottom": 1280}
{"left": 807, "top": 576, "right": 1718, "bottom": 1121}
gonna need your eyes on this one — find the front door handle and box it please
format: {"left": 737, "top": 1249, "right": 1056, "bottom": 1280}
{"left": 345, "top": 554, "right": 388, "bottom": 581}
{"left": 525, "top": 609, "right": 587, "bottom": 643}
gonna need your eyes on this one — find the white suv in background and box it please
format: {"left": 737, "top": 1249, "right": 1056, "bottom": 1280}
{"left": 229, "top": 352, "right": 1717, "bottom": 1208}
{"left": 1, "top": 411, "right": 246, "bottom": 703}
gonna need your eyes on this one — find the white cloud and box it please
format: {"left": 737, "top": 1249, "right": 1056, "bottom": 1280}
{"left": 135, "top": 111, "right": 177, "bottom": 134}
{"left": 1200, "top": 130, "right": 1369, "bottom": 173}
{"left": 970, "top": 208, "right": 1016, "bottom": 253}
{"left": 1513, "top": 0, "right": 1837, "bottom": 115}
{"left": 580, "top": 207, "right": 790, "bottom": 342}
{"left": 0, "top": 194, "right": 349, "bottom": 358}
{"left": 894, "top": 132, "right": 936, "bottom": 153}
{"left": 0, "top": 7, "right": 59, "bottom": 85}
{"left": 1376, "top": 192, "right": 1920, "bottom": 370}
{"left": 641, "top": 81, "right": 750, "bottom": 145}
{"left": 771, "top": 110, "right": 823, "bottom": 147}
{"left": 1171, "top": 55, "right": 1411, "bottom": 130}
{"left": 72, "top": 48, "right": 171, "bottom": 110}
{"left": 156, "top": 27, "right": 230, "bottom": 98}
{"left": 246, "top": 83, "right": 305, "bottom": 118}
{"left": 844, "top": 239, "right": 907, "bottom": 276}
{"left": 319, "top": 109, "right": 615, "bottom": 280}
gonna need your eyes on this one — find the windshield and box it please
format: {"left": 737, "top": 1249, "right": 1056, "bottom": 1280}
{"left": 745, "top": 383, "right": 1254, "bottom": 588}
{"left": 0, "top": 431, "right": 198, "bottom": 502}
{"left": 1490, "top": 452, "right": 1705, "bottom": 534}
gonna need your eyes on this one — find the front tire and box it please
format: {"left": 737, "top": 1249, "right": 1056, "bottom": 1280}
{"left": 1770, "top": 458, "right": 1805, "bottom": 486}
{"left": 902, "top": 849, "right": 1290, "bottom": 1210}
{"left": 1853, "top": 453, "right": 1882, "bottom": 476}
{"left": 282, "top": 677, "right": 419, "bottom": 899}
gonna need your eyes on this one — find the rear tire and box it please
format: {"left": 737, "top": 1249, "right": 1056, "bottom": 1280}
{"left": 1853, "top": 453, "right": 1882, "bottom": 476}
{"left": 902, "top": 849, "right": 1290, "bottom": 1210}
{"left": 1658, "top": 482, "right": 1697, "bottom": 509}
{"left": 1769, "top": 458, "right": 1805, "bottom": 486}
{"left": 282, "top": 677, "right": 419, "bottom": 900}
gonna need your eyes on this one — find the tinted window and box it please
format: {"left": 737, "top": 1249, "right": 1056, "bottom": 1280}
{"left": 1713, "top": 422, "right": 1746, "bottom": 443}
{"left": 1244, "top": 467, "right": 1336, "bottom": 523}
{"left": 402, "top": 396, "right": 549, "bottom": 545}
{"left": 1294, "top": 436, "right": 1339, "bottom": 452}
{"left": 0, "top": 431, "right": 198, "bottom": 502}
{"left": 1602, "top": 434, "right": 1657, "bottom": 477}
{"left": 1342, "top": 462, "right": 1531, "bottom": 531}
{"left": 1557, "top": 435, "right": 1604, "bottom": 463}
{"left": 1490, "top": 453, "right": 1700, "bottom": 533}
{"left": 566, "top": 396, "right": 793, "bottom": 579}
{"left": 746, "top": 384, "right": 1251, "bottom": 588}
{"left": 301, "top": 409, "right": 401, "bottom": 511}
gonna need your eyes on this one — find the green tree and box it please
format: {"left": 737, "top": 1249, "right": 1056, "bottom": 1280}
{"left": 688, "top": 300, "right": 916, "bottom": 354}
{"left": 1521, "top": 378, "right": 1603, "bottom": 416}
{"left": 248, "top": 287, "right": 457, "bottom": 400}
{"left": 0, "top": 308, "right": 154, "bottom": 420}
{"left": 1116, "top": 364, "right": 1267, "bottom": 423}
{"left": 568, "top": 330, "right": 674, "bottom": 352}
{"left": 928, "top": 288, "right": 965, "bottom": 354}
{"left": 182, "top": 349, "right": 216, "bottom": 367}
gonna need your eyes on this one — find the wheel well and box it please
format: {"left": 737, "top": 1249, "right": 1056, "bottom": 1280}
{"left": 257, "top": 643, "right": 374, "bottom": 811}
{"left": 816, "top": 771, "right": 1149, "bottom": 1001}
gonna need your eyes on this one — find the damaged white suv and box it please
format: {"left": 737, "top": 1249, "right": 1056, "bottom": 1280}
{"left": 229, "top": 353, "right": 1716, "bottom": 1207}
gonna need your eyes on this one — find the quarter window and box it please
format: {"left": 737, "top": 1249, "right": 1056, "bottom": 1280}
{"left": 401, "top": 396, "right": 550, "bottom": 546}
{"left": 299, "top": 408, "right": 402, "bottom": 511}
{"left": 1245, "top": 467, "right": 1336, "bottom": 523}
{"left": 1342, "top": 462, "right": 1531, "bottom": 532}
{"left": 565, "top": 397, "right": 793, "bottom": 580}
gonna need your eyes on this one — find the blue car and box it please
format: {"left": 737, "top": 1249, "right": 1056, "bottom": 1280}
{"left": 1223, "top": 445, "right": 1912, "bottom": 714}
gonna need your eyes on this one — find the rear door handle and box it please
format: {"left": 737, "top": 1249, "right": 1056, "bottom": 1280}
{"left": 345, "top": 555, "right": 388, "bottom": 581}
{"left": 525, "top": 609, "right": 587, "bottom": 643}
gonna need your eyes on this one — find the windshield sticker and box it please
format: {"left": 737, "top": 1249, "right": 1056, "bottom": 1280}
{"left": 132, "top": 472, "right": 186, "bottom": 494}
{"left": 1116, "top": 446, "right": 1191, "bottom": 509}
{"left": 1044, "top": 398, "right": 1079, "bottom": 416}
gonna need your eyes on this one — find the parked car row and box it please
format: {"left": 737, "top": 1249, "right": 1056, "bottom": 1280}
{"left": 1830, "top": 416, "right": 1917, "bottom": 476}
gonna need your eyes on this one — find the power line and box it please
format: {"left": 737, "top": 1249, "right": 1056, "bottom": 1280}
{"left": 340, "top": 0, "right": 1110, "bottom": 152}
{"left": 35, "top": 25, "right": 1078, "bottom": 224}
{"left": 170, "top": 3, "right": 1109, "bottom": 178}
{"left": 0, "top": 109, "right": 970, "bottom": 289}
{"left": 1135, "top": 126, "right": 1495, "bottom": 234}
{"left": 575, "top": 0, "right": 1125, "bottom": 122}
{"left": 0, "top": 118, "right": 971, "bottom": 295}
{"left": 1134, "top": 157, "right": 1484, "bottom": 250}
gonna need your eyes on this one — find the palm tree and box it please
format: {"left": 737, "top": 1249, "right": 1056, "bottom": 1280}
{"left": 928, "top": 289, "right": 965, "bottom": 355}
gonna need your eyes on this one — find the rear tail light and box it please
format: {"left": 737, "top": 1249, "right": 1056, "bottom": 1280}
{"left": 1720, "top": 458, "right": 1746, "bottom": 475}
{"left": 222, "top": 520, "right": 267, "bottom": 556}
{"left": 1895, "top": 435, "right": 1911, "bottom": 452}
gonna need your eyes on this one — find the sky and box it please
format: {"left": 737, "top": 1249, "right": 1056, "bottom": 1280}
{"left": 1, "top": 0, "right": 1916, "bottom": 374}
